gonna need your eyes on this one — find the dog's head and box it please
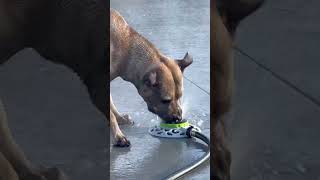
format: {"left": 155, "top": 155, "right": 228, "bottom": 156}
{"left": 138, "top": 52, "right": 193, "bottom": 123}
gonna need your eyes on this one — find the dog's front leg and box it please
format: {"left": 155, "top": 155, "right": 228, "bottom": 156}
{"left": 110, "top": 95, "right": 133, "bottom": 125}
{"left": 84, "top": 73, "right": 130, "bottom": 147}
{"left": 84, "top": 73, "right": 109, "bottom": 118}
{"left": 110, "top": 110, "right": 130, "bottom": 147}
{"left": 0, "top": 100, "right": 57, "bottom": 180}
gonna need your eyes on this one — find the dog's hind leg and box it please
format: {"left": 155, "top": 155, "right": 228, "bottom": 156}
{"left": 0, "top": 152, "right": 19, "bottom": 180}
{"left": 110, "top": 94, "right": 133, "bottom": 125}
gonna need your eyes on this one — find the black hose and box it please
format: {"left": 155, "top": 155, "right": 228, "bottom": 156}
{"left": 164, "top": 126, "right": 210, "bottom": 180}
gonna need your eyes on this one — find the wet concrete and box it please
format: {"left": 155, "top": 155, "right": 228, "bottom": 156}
{"left": 111, "top": 0, "right": 210, "bottom": 179}
{"left": 230, "top": 0, "right": 320, "bottom": 179}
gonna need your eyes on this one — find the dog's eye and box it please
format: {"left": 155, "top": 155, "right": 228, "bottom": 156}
{"left": 161, "top": 99, "right": 172, "bottom": 104}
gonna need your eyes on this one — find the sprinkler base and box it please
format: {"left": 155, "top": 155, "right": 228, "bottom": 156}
{"left": 148, "top": 120, "right": 201, "bottom": 138}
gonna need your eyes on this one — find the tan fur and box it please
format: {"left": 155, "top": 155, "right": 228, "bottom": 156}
{"left": 110, "top": 9, "right": 192, "bottom": 146}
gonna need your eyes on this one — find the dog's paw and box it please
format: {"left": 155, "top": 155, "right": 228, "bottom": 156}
{"left": 114, "top": 135, "right": 131, "bottom": 147}
{"left": 117, "top": 114, "right": 134, "bottom": 125}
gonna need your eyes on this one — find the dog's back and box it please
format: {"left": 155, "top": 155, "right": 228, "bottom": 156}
{"left": 0, "top": 0, "right": 55, "bottom": 62}
{"left": 110, "top": 9, "right": 166, "bottom": 80}
{"left": 110, "top": 9, "right": 131, "bottom": 74}
{"left": 1, "top": 0, "right": 107, "bottom": 74}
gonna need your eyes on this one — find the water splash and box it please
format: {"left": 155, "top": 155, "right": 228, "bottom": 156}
{"left": 181, "top": 96, "right": 190, "bottom": 119}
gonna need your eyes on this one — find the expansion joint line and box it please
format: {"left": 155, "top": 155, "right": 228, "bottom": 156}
{"left": 234, "top": 46, "right": 320, "bottom": 108}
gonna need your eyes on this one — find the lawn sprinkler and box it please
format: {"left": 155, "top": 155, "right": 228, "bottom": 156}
{"left": 148, "top": 119, "right": 201, "bottom": 138}
{"left": 148, "top": 119, "right": 210, "bottom": 180}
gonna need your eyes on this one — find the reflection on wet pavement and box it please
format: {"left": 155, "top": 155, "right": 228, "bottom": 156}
{"left": 111, "top": 0, "right": 210, "bottom": 179}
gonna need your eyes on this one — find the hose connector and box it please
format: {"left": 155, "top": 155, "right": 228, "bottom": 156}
{"left": 186, "top": 125, "right": 196, "bottom": 138}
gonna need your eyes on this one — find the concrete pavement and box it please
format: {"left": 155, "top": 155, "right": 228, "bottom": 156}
{"left": 231, "top": 1, "right": 320, "bottom": 179}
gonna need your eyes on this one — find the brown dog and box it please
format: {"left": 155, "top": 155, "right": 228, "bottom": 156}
{"left": 212, "top": 0, "right": 264, "bottom": 179}
{"left": 110, "top": 9, "right": 193, "bottom": 146}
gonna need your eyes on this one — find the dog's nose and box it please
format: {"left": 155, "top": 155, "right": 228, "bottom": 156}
{"left": 172, "top": 114, "right": 182, "bottom": 122}
{"left": 174, "top": 107, "right": 183, "bottom": 121}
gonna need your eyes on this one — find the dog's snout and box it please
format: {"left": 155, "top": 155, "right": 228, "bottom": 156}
{"left": 178, "top": 107, "right": 182, "bottom": 116}
{"left": 172, "top": 106, "right": 182, "bottom": 121}
{"left": 172, "top": 114, "right": 182, "bottom": 122}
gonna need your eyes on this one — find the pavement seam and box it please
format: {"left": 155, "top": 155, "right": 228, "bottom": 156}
{"left": 234, "top": 46, "right": 320, "bottom": 109}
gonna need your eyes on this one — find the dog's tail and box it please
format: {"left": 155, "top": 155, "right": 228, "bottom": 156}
{"left": 217, "top": 0, "right": 265, "bottom": 37}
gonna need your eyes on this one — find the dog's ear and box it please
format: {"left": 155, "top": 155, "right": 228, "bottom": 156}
{"left": 175, "top": 52, "right": 193, "bottom": 72}
{"left": 143, "top": 71, "right": 158, "bottom": 87}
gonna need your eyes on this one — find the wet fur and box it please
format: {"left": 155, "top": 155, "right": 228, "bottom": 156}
{"left": 212, "top": 0, "right": 264, "bottom": 179}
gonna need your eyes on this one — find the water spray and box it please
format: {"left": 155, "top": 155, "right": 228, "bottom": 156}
{"left": 148, "top": 119, "right": 210, "bottom": 180}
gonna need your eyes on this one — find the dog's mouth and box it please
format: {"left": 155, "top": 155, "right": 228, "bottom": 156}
{"left": 162, "top": 119, "right": 182, "bottom": 124}
{"left": 148, "top": 107, "right": 182, "bottom": 123}
{"left": 158, "top": 114, "right": 183, "bottom": 123}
